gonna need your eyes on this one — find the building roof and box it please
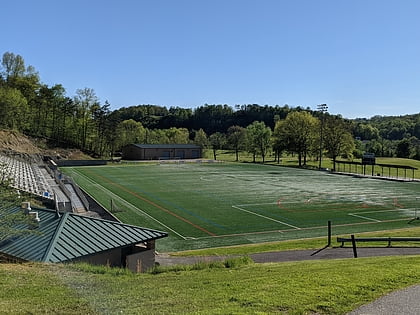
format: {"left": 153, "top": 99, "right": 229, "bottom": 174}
{"left": 131, "top": 144, "right": 201, "bottom": 149}
{"left": 0, "top": 206, "right": 168, "bottom": 263}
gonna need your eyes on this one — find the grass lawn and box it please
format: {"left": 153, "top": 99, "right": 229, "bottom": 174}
{"left": 3, "top": 256, "right": 420, "bottom": 314}
{"left": 0, "top": 264, "right": 92, "bottom": 314}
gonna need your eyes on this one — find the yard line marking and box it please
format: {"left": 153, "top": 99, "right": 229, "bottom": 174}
{"left": 348, "top": 213, "right": 381, "bottom": 222}
{"left": 68, "top": 168, "right": 188, "bottom": 240}
{"left": 231, "top": 205, "right": 301, "bottom": 230}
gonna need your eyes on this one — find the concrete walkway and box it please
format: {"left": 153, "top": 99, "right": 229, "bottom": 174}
{"left": 156, "top": 247, "right": 420, "bottom": 266}
{"left": 348, "top": 284, "right": 420, "bottom": 315}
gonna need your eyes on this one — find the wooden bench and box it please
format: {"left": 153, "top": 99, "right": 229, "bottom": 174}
{"left": 337, "top": 237, "right": 420, "bottom": 248}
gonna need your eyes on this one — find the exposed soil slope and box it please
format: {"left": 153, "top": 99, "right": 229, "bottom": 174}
{"left": 0, "top": 130, "right": 41, "bottom": 154}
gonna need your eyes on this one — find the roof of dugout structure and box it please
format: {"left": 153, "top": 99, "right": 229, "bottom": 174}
{"left": 0, "top": 205, "right": 168, "bottom": 263}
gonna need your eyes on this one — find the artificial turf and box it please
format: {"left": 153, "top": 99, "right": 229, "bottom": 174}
{"left": 61, "top": 162, "right": 420, "bottom": 251}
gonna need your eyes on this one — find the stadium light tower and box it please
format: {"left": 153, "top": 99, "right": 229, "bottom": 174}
{"left": 317, "top": 104, "right": 328, "bottom": 170}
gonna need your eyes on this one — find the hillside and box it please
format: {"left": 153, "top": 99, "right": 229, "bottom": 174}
{"left": 3, "top": 256, "right": 420, "bottom": 314}
{"left": 0, "top": 129, "right": 90, "bottom": 160}
{"left": 0, "top": 130, "right": 41, "bottom": 155}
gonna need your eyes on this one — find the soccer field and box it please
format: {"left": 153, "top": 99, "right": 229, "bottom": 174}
{"left": 61, "top": 162, "right": 420, "bottom": 252}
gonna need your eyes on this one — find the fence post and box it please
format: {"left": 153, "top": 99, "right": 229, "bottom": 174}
{"left": 327, "top": 221, "right": 331, "bottom": 247}
{"left": 351, "top": 234, "right": 358, "bottom": 258}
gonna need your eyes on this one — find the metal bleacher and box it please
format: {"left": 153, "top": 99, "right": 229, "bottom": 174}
{"left": 1, "top": 154, "right": 89, "bottom": 214}
{"left": 0, "top": 154, "right": 54, "bottom": 200}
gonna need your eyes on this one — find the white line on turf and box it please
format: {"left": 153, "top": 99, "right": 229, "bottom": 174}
{"left": 348, "top": 213, "right": 382, "bottom": 222}
{"left": 68, "top": 168, "right": 188, "bottom": 240}
{"left": 231, "top": 205, "right": 301, "bottom": 230}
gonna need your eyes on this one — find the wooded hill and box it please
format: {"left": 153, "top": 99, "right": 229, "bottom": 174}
{"left": 1, "top": 51, "right": 419, "bottom": 162}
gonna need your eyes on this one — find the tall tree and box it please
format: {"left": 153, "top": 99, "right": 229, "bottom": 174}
{"left": 74, "top": 88, "right": 99, "bottom": 150}
{"left": 0, "top": 87, "right": 28, "bottom": 130}
{"left": 323, "top": 116, "right": 355, "bottom": 170}
{"left": 194, "top": 128, "right": 209, "bottom": 149}
{"left": 91, "top": 101, "right": 112, "bottom": 157}
{"left": 274, "top": 111, "right": 318, "bottom": 166}
{"left": 209, "top": 132, "right": 226, "bottom": 160}
{"left": 116, "top": 119, "right": 146, "bottom": 149}
{"left": 227, "top": 125, "right": 247, "bottom": 161}
{"left": 246, "top": 121, "right": 272, "bottom": 163}
{"left": 1, "top": 52, "right": 26, "bottom": 79}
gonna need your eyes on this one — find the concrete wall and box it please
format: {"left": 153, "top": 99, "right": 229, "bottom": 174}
{"left": 126, "top": 250, "right": 155, "bottom": 273}
{"left": 56, "top": 160, "right": 108, "bottom": 167}
{"left": 75, "top": 241, "right": 157, "bottom": 273}
{"left": 78, "top": 248, "right": 122, "bottom": 267}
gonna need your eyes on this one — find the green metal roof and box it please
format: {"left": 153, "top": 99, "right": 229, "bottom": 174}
{"left": 0, "top": 206, "right": 168, "bottom": 263}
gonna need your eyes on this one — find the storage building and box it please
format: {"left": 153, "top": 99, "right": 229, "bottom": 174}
{"left": 122, "top": 144, "right": 202, "bottom": 160}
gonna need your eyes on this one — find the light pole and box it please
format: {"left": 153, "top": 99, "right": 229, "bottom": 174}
{"left": 317, "top": 104, "right": 328, "bottom": 170}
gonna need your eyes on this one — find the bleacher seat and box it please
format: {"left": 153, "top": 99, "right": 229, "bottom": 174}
{"left": 0, "top": 154, "right": 54, "bottom": 200}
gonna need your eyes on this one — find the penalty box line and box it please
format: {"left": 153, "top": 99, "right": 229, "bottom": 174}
{"left": 231, "top": 205, "right": 301, "bottom": 230}
{"left": 68, "top": 168, "right": 189, "bottom": 240}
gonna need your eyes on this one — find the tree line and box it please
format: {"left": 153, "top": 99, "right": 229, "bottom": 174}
{"left": 1, "top": 51, "right": 419, "bottom": 163}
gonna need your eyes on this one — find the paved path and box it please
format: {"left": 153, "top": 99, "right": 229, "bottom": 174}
{"left": 156, "top": 247, "right": 420, "bottom": 266}
{"left": 347, "top": 284, "right": 420, "bottom": 315}
{"left": 156, "top": 247, "right": 420, "bottom": 314}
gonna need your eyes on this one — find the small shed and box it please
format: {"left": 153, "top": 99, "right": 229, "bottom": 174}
{"left": 122, "top": 144, "right": 202, "bottom": 160}
{"left": 0, "top": 204, "right": 168, "bottom": 272}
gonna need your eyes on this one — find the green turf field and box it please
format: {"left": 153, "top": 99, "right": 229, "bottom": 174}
{"left": 61, "top": 162, "right": 420, "bottom": 252}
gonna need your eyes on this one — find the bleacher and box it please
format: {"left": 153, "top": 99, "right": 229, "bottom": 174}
{"left": 0, "top": 154, "right": 54, "bottom": 200}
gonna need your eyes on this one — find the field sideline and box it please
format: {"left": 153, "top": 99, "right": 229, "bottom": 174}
{"left": 61, "top": 162, "right": 420, "bottom": 252}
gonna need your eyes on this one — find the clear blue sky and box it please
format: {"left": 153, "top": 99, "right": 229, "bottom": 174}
{"left": 2, "top": 0, "right": 420, "bottom": 119}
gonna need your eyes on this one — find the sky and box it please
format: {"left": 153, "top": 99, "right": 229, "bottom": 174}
{"left": 2, "top": 0, "right": 420, "bottom": 119}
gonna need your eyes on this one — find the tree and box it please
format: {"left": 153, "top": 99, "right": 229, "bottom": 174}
{"left": 274, "top": 111, "right": 318, "bottom": 166}
{"left": 91, "top": 101, "right": 112, "bottom": 157}
{"left": 396, "top": 138, "right": 411, "bottom": 158}
{"left": 194, "top": 128, "right": 209, "bottom": 149}
{"left": 116, "top": 119, "right": 146, "bottom": 149}
{"left": 246, "top": 121, "right": 272, "bottom": 163}
{"left": 227, "top": 125, "right": 247, "bottom": 161}
{"left": 1, "top": 52, "right": 26, "bottom": 79}
{"left": 74, "top": 88, "right": 99, "bottom": 150}
{"left": 209, "top": 132, "right": 226, "bottom": 160}
{"left": 0, "top": 87, "right": 29, "bottom": 130}
{"left": 165, "top": 127, "right": 190, "bottom": 144}
{"left": 193, "top": 104, "right": 234, "bottom": 134}
{"left": 273, "top": 122, "right": 287, "bottom": 163}
{"left": 323, "top": 116, "right": 355, "bottom": 170}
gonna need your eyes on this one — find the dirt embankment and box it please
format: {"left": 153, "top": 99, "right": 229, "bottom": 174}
{"left": 0, "top": 130, "right": 41, "bottom": 155}
{"left": 0, "top": 129, "right": 90, "bottom": 160}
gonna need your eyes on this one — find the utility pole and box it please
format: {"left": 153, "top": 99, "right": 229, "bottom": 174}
{"left": 317, "top": 104, "right": 328, "bottom": 170}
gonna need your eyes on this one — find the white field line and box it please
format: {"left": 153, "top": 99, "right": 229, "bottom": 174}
{"left": 348, "top": 213, "right": 381, "bottom": 222}
{"left": 352, "top": 208, "right": 418, "bottom": 214}
{"left": 348, "top": 207, "right": 418, "bottom": 223}
{"left": 68, "top": 168, "right": 188, "bottom": 240}
{"left": 231, "top": 205, "right": 301, "bottom": 230}
{"left": 235, "top": 202, "right": 277, "bottom": 207}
